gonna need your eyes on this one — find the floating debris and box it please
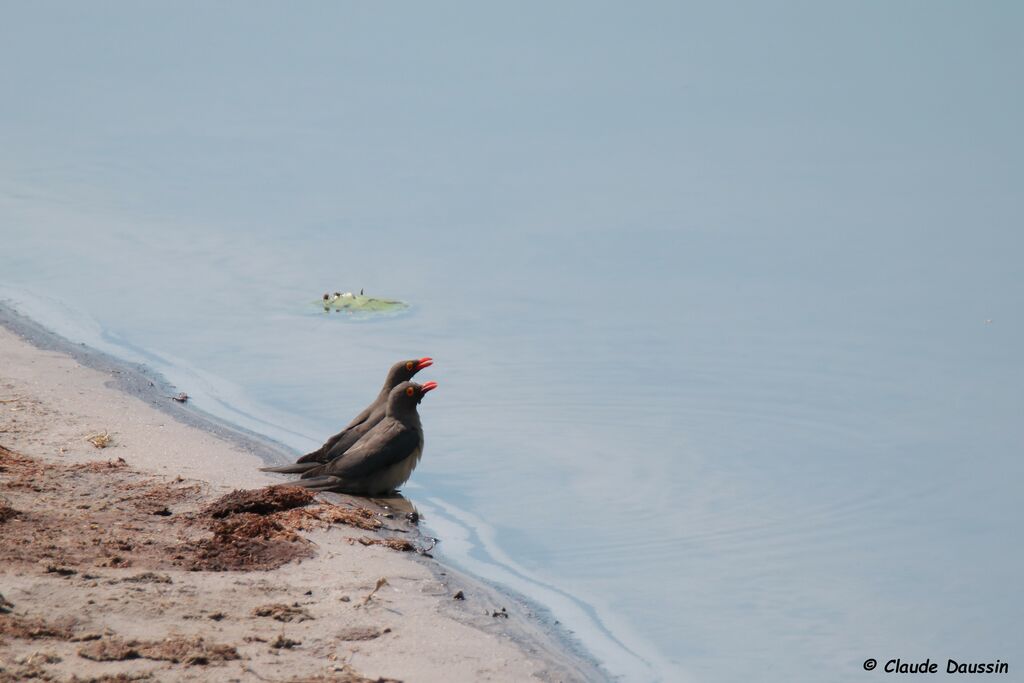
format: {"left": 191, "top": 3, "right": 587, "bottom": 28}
{"left": 318, "top": 290, "right": 409, "bottom": 315}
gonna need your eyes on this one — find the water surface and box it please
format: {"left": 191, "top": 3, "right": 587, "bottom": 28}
{"left": 2, "top": 3, "right": 1022, "bottom": 681}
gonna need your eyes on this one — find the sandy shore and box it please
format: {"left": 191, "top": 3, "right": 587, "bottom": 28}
{"left": 0, "top": 309, "right": 604, "bottom": 683}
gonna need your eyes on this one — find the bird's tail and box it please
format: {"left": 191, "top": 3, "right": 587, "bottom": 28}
{"left": 259, "top": 462, "right": 322, "bottom": 474}
{"left": 295, "top": 448, "right": 327, "bottom": 464}
{"left": 281, "top": 475, "right": 345, "bottom": 491}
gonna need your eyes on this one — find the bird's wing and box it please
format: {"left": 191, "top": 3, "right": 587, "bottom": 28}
{"left": 319, "top": 418, "right": 375, "bottom": 462}
{"left": 296, "top": 403, "right": 377, "bottom": 464}
{"left": 319, "top": 419, "right": 419, "bottom": 480}
{"left": 342, "top": 402, "right": 377, "bottom": 432}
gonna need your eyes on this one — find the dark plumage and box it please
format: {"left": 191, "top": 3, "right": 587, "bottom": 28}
{"left": 260, "top": 357, "right": 432, "bottom": 474}
{"left": 289, "top": 380, "right": 437, "bottom": 495}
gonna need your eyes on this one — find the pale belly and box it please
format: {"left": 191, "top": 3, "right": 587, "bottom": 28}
{"left": 358, "top": 446, "right": 423, "bottom": 495}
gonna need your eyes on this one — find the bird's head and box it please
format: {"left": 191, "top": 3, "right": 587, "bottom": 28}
{"left": 388, "top": 380, "right": 438, "bottom": 412}
{"left": 384, "top": 357, "right": 433, "bottom": 388}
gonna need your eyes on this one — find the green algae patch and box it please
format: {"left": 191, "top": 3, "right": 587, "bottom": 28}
{"left": 317, "top": 291, "right": 410, "bottom": 316}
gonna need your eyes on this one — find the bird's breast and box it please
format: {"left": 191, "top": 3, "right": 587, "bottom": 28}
{"left": 361, "top": 444, "right": 422, "bottom": 495}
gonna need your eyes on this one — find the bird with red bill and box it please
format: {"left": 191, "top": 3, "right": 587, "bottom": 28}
{"left": 292, "top": 380, "right": 438, "bottom": 495}
{"left": 261, "top": 357, "right": 435, "bottom": 475}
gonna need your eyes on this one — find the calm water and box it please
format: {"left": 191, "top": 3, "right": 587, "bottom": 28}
{"left": 2, "top": 4, "right": 1022, "bottom": 681}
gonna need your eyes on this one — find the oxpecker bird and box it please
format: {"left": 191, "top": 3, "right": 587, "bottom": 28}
{"left": 261, "top": 358, "right": 432, "bottom": 474}
{"left": 288, "top": 380, "right": 437, "bottom": 495}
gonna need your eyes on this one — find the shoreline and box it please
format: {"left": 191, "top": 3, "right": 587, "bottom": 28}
{"left": 0, "top": 302, "right": 608, "bottom": 682}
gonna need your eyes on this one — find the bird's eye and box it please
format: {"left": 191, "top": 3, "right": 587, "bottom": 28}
{"left": 405, "top": 386, "right": 415, "bottom": 397}
{"left": 406, "top": 361, "right": 415, "bottom": 371}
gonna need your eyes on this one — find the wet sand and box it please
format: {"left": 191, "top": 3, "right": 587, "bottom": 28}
{"left": 0, "top": 311, "right": 605, "bottom": 683}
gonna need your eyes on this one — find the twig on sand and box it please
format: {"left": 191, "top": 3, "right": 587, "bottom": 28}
{"left": 358, "top": 577, "right": 389, "bottom": 608}
{"left": 0, "top": 396, "right": 25, "bottom": 403}
{"left": 241, "top": 667, "right": 272, "bottom": 681}
{"left": 85, "top": 431, "right": 112, "bottom": 449}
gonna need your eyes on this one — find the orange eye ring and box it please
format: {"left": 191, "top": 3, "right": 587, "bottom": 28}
{"left": 406, "top": 361, "right": 415, "bottom": 371}
{"left": 405, "top": 386, "right": 415, "bottom": 397}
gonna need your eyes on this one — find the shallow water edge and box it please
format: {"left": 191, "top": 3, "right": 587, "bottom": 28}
{"left": 0, "top": 299, "right": 611, "bottom": 683}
